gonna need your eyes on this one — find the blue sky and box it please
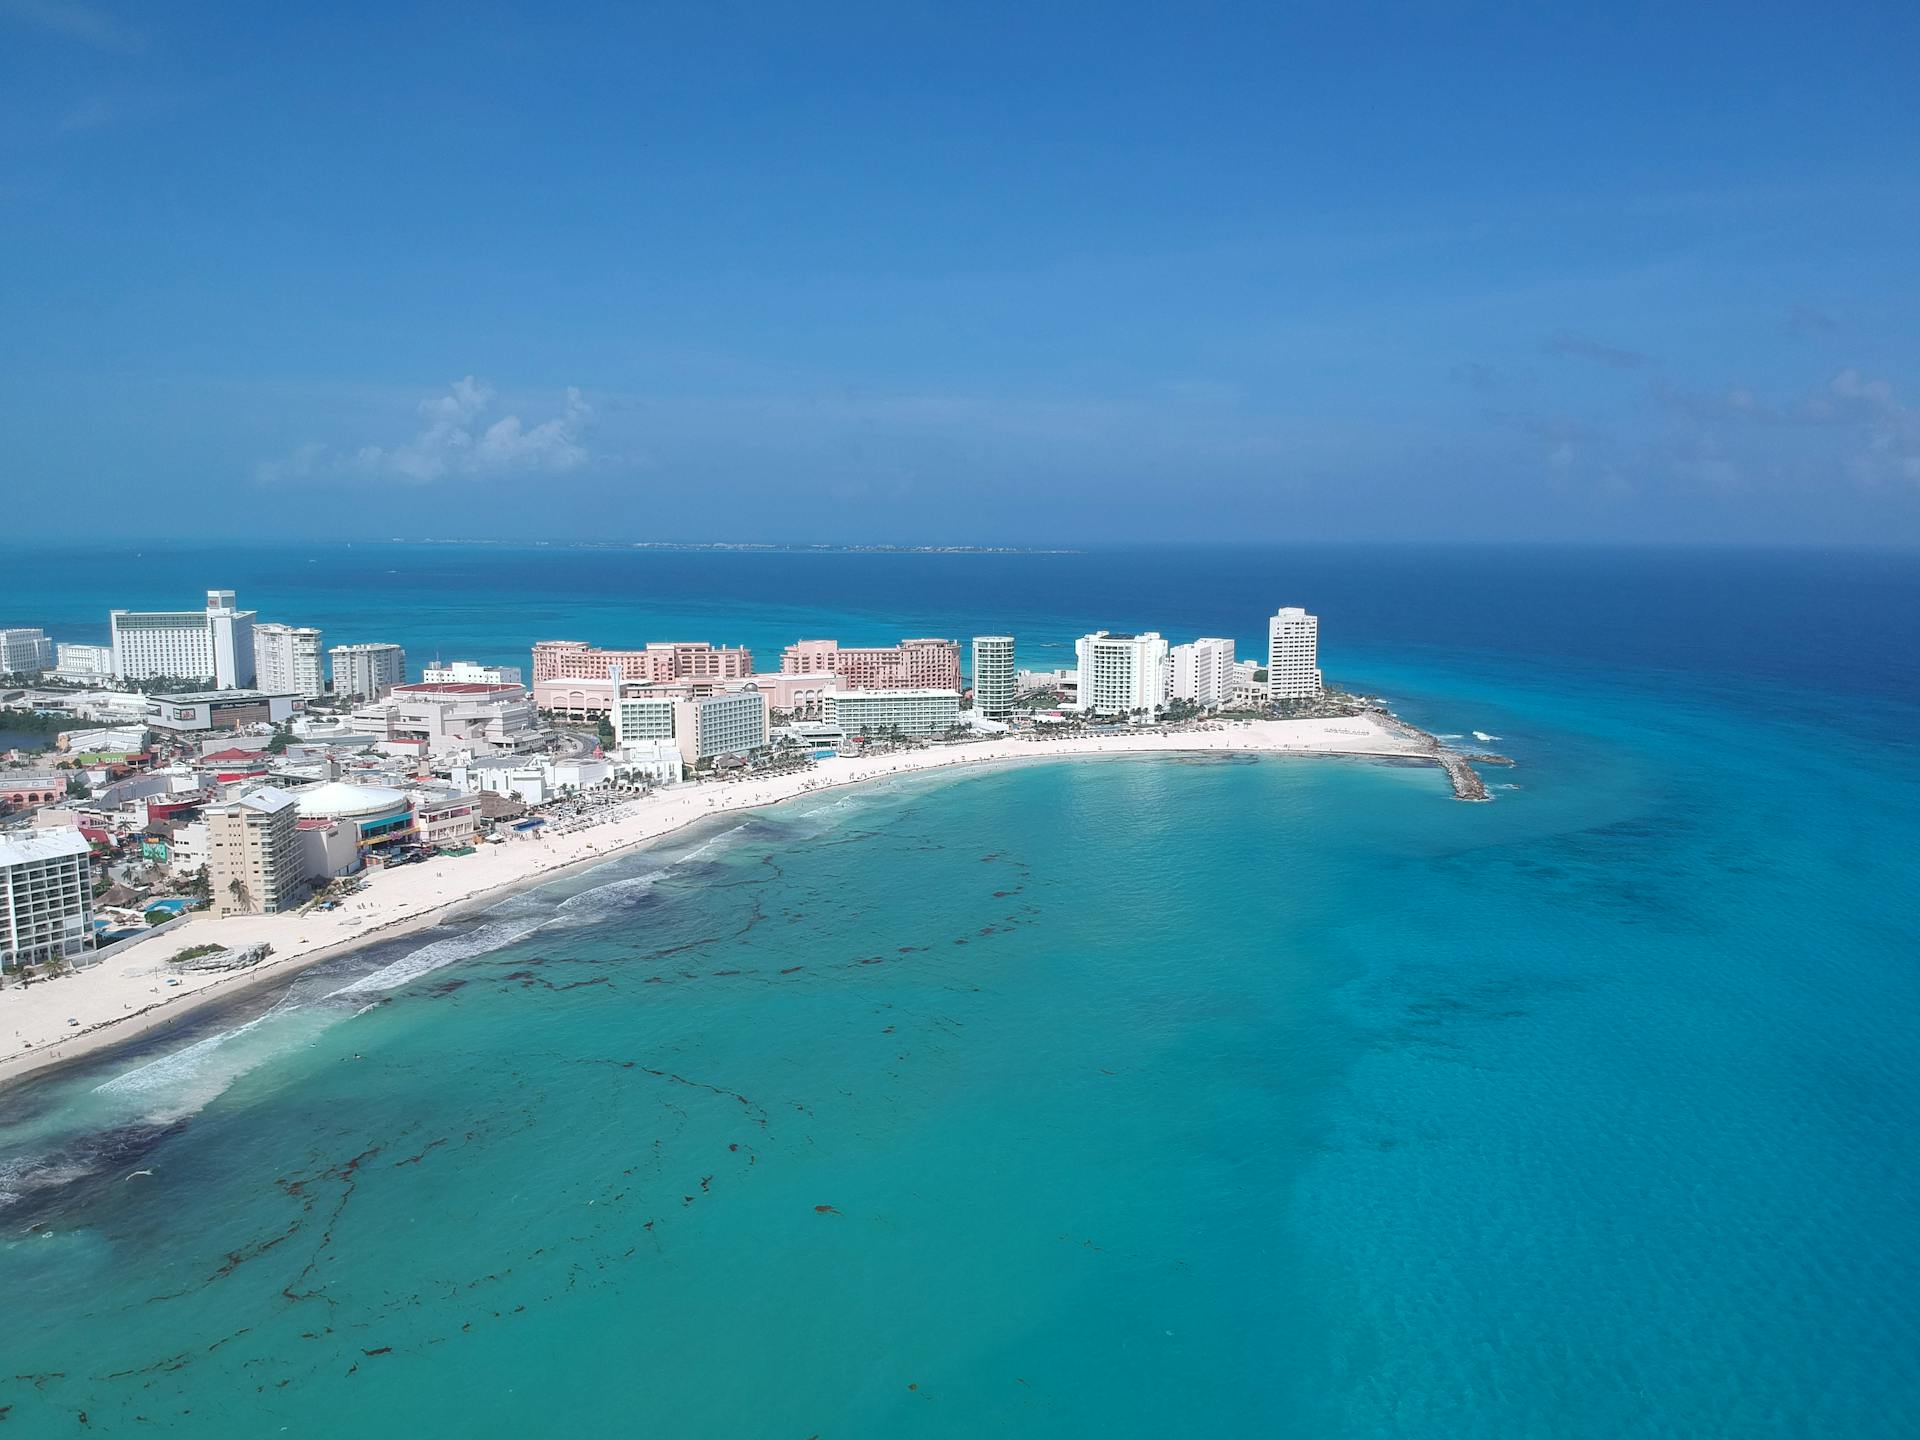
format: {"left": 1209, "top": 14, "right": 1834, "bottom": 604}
{"left": 3, "top": 1, "right": 1917, "bottom": 545}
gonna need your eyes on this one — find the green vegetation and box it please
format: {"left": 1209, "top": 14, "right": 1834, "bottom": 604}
{"left": 168, "top": 943, "right": 227, "bottom": 964}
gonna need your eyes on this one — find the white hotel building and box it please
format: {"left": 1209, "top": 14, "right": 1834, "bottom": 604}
{"left": 824, "top": 688, "right": 962, "bottom": 737}
{"left": 1267, "top": 607, "right": 1324, "bottom": 701}
{"left": 330, "top": 642, "right": 407, "bottom": 701}
{"left": 253, "top": 623, "right": 325, "bottom": 698}
{"left": 111, "top": 590, "right": 257, "bottom": 687}
{"left": 614, "top": 688, "right": 769, "bottom": 770}
{"left": 970, "top": 637, "right": 1015, "bottom": 722}
{"left": 0, "top": 829, "right": 95, "bottom": 971}
{"left": 1074, "top": 631, "right": 1170, "bottom": 716}
{"left": 1168, "top": 636, "right": 1236, "bottom": 708}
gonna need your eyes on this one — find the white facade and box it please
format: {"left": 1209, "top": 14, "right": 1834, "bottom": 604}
{"left": 0, "top": 829, "right": 94, "bottom": 970}
{"left": 0, "top": 628, "right": 55, "bottom": 675}
{"left": 110, "top": 590, "right": 256, "bottom": 686}
{"left": 611, "top": 739, "right": 682, "bottom": 787}
{"left": 823, "top": 688, "right": 962, "bottom": 737}
{"left": 253, "top": 623, "right": 325, "bottom": 698}
{"left": 350, "top": 683, "right": 540, "bottom": 756}
{"left": 54, "top": 642, "right": 113, "bottom": 682}
{"left": 1074, "top": 631, "right": 1170, "bottom": 716}
{"left": 971, "top": 637, "right": 1015, "bottom": 722}
{"left": 330, "top": 643, "right": 407, "bottom": 700}
{"left": 422, "top": 660, "right": 524, "bottom": 686}
{"left": 1168, "top": 637, "right": 1235, "bottom": 708}
{"left": 614, "top": 689, "right": 768, "bottom": 768}
{"left": 1266, "top": 608, "right": 1323, "bottom": 701}
{"left": 206, "top": 591, "right": 256, "bottom": 688}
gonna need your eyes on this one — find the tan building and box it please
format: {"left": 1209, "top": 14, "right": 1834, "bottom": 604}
{"left": 208, "top": 786, "right": 304, "bottom": 916}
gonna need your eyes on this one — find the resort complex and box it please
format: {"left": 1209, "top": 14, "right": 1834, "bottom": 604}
{"left": 0, "top": 585, "right": 1493, "bottom": 1080}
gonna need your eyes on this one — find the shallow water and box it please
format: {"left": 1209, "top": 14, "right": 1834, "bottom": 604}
{"left": 3, "top": 652, "right": 1918, "bottom": 1435}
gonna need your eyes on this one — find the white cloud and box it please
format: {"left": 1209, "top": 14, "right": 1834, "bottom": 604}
{"left": 258, "top": 378, "right": 592, "bottom": 485}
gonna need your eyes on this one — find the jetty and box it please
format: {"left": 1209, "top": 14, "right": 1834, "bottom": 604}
{"left": 1363, "top": 707, "right": 1513, "bottom": 802}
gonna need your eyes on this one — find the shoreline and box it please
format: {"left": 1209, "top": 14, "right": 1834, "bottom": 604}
{"left": 0, "top": 714, "right": 1459, "bottom": 1090}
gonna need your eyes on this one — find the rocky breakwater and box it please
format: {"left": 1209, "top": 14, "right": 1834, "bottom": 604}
{"left": 1362, "top": 706, "right": 1513, "bottom": 802}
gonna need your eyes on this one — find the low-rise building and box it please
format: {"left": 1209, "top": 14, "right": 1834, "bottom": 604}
{"left": 292, "top": 781, "right": 415, "bottom": 856}
{"left": 422, "top": 660, "right": 524, "bottom": 686}
{"left": 351, "top": 682, "right": 541, "bottom": 756}
{"left": 0, "top": 776, "right": 64, "bottom": 814}
{"left": 53, "top": 642, "right": 113, "bottom": 682}
{"left": 207, "top": 786, "right": 304, "bottom": 916}
{"left": 409, "top": 787, "right": 480, "bottom": 848}
{"left": 0, "top": 829, "right": 94, "bottom": 970}
{"left": 823, "top": 688, "right": 962, "bottom": 737}
{"left": 145, "top": 689, "right": 302, "bottom": 732}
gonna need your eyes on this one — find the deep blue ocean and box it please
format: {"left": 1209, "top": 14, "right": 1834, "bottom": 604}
{"left": 2, "top": 543, "right": 1917, "bottom": 1437}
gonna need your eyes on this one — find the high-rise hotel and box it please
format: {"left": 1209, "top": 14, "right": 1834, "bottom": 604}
{"left": 110, "top": 589, "right": 256, "bottom": 687}
{"left": 971, "top": 636, "right": 1015, "bottom": 721}
{"left": 1266, "top": 607, "right": 1323, "bottom": 700}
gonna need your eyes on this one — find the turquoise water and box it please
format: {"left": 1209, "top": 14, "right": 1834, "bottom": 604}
{"left": 3, "top": 646, "right": 1918, "bottom": 1436}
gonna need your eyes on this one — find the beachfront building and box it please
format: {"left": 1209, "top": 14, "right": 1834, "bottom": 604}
{"left": 350, "top": 682, "right": 542, "bottom": 756}
{"left": 823, "top": 688, "right": 962, "bottom": 738}
{"left": 422, "top": 659, "right": 524, "bottom": 686}
{"left": 1074, "top": 631, "right": 1170, "bottom": 716}
{"left": 207, "top": 786, "right": 304, "bottom": 916}
{"left": 1267, "top": 608, "right": 1324, "bottom": 701}
{"left": 408, "top": 786, "right": 481, "bottom": 848}
{"left": 110, "top": 590, "right": 257, "bottom": 687}
{"left": 144, "top": 689, "right": 303, "bottom": 732}
{"left": 1168, "top": 637, "right": 1236, "bottom": 708}
{"left": 780, "top": 637, "right": 962, "bottom": 692}
{"left": 611, "top": 739, "right": 684, "bottom": 788}
{"left": 614, "top": 688, "right": 768, "bottom": 771}
{"left": 292, "top": 781, "right": 415, "bottom": 858}
{"left": 329, "top": 643, "right": 407, "bottom": 701}
{"left": 54, "top": 642, "right": 114, "bottom": 682}
{"left": 971, "top": 637, "right": 1015, "bottom": 722}
{"left": 253, "top": 623, "right": 325, "bottom": 698}
{"left": 0, "top": 627, "right": 55, "bottom": 675}
{"left": 0, "top": 829, "right": 94, "bottom": 971}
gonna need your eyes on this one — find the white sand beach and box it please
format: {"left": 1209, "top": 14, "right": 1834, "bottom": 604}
{"left": 0, "top": 715, "right": 1432, "bottom": 1085}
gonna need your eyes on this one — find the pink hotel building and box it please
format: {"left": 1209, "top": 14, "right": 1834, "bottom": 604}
{"left": 780, "top": 638, "right": 961, "bottom": 692}
{"left": 533, "top": 640, "right": 755, "bottom": 714}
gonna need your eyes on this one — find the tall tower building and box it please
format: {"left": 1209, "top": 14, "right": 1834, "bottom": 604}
{"left": 109, "top": 588, "right": 257, "bottom": 685}
{"left": 1074, "top": 631, "right": 1170, "bottom": 716}
{"left": 205, "top": 590, "right": 256, "bottom": 689}
{"left": 253, "top": 623, "right": 325, "bottom": 697}
{"left": 207, "top": 787, "right": 303, "bottom": 916}
{"left": 970, "top": 636, "right": 1015, "bottom": 721}
{"left": 330, "top": 643, "right": 408, "bottom": 700}
{"left": 1266, "top": 608, "right": 1323, "bottom": 701}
